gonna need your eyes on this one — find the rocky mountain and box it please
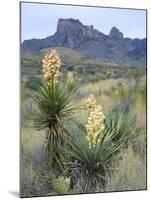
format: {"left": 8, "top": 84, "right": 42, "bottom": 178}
{"left": 21, "top": 18, "right": 146, "bottom": 67}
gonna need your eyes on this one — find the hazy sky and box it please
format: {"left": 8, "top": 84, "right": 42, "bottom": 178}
{"left": 21, "top": 2, "right": 146, "bottom": 42}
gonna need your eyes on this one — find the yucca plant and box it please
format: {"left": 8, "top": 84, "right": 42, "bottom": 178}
{"left": 64, "top": 95, "right": 136, "bottom": 193}
{"left": 32, "top": 50, "right": 77, "bottom": 174}
{"left": 105, "top": 104, "right": 136, "bottom": 144}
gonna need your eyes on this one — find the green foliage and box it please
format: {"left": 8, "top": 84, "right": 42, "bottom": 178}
{"left": 21, "top": 48, "right": 146, "bottom": 196}
{"left": 25, "top": 76, "right": 42, "bottom": 91}
{"left": 52, "top": 177, "right": 70, "bottom": 194}
{"left": 32, "top": 80, "right": 77, "bottom": 173}
{"left": 137, "top": 83, "right": 147, "bottom": 105}
{"left": 106, "top": 68, "right": 113, "bottom": 79}
{"left": 65, "top": 111, "right": 136, "bottom": 192}
{"left": 66, "top": 80, "right": 77, "bottom": 94}
{"left": 75, "top": 65, "right": 83, "bottom": 75}
{"left": 32, "top": 81, "right": 75, "bottom": 130}
{"left": 105, "top": 106, "right": 136, "bottom": 144}
{"left": 117, "top": 83, "right": 127, "bottom": 98}
{"left": 89, "top": 76, "right": 101, "bottom": 83}
{"left": 125, "top": 68, "right": 142, "bottom": 84}
{"left": 110, "top": 82, "right": 128, "bottom": 101}
{"left": 67, "top": 66, "right": 74, "bottom": 71}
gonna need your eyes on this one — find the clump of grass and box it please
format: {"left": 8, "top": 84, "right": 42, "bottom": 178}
{"left": 83, "top": 79, "right": 118, "bottom": 97}
{"left": 137, "top": 82, "right": 147, "bottom": 105}
{"left": 106, "top": 144, "right": 146, "bottom": 191}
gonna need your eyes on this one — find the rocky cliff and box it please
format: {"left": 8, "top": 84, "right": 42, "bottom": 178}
{"left": 21, "top": 18, "right": 146, "bottom": 67}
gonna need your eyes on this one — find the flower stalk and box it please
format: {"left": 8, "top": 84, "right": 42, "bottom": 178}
{"left": 42, "top": 49, "right": 61, "bottom": 86}
{"left": 86, "top": 94, "right": 105, "bottom": 148}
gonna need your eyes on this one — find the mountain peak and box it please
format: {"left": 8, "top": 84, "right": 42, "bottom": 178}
{"left": 54, "top": 18, "right": 106, "bottom": 48}
{"left": 58, "top": 18, "right": 82, "bottom": 25}
{"left": 109, "top": 26, "right": 124, "bottom": 39}
{"left": 57, "top": 18, "right": 83, "bottom": 33}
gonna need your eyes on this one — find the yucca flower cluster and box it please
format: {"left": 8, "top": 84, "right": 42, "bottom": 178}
{"left": 42, "top": 49, "right": 61, "bottom": 85}
{"left": 86, "top": 94, "right": 105, "bottom": 148}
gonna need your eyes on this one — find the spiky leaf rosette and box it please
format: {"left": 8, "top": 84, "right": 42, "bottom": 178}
{"left": 64, "top": 99, "right": 136, "bottom": 192}
{"left": 32, "top": 80, "right": 76, "bottom": 173}
{"left": 32, "top": 81, "right": 76, "bottom": 130}
{"left": 104, "top": 106, "right": 136, "bottom": 144}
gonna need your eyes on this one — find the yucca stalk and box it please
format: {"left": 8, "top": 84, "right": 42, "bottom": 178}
{"left": 32, "top": 50, "right": 77, "bottom": 174}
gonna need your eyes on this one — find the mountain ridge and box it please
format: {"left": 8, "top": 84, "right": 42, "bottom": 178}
{"left": 21, "top": 18, "right": 146, "bottom": 67}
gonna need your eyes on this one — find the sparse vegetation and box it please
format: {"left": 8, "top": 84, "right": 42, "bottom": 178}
{"left": 21, "top": 49, "right": 146, "bottom": 197}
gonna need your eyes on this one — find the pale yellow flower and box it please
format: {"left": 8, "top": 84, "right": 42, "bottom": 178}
{"left": 85, "top": 94, "right": 105, "bottom": 148}
{"left": 86, "top": 94, "right": 96, "bottom": 110}
{"left": 42, "top": 49, "right": 61, "bottom": 85}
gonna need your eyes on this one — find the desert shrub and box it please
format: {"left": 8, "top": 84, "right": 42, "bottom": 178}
{"left": 111, "top": 82, "right": 128, "bottom": 101}
{"left": 75, "top": 65, "right": 84, "bottom": 75}
{"left": 67, "top": 66, "right": 74, "bottom": 71}
{"left": 52, "top": 176, "right": 70, "bottom": 194}
{"left": 125, "top": 68, "right": 143, "bottom": 85}
{"left": 89, "top": 76, "right": 101, "bottom": 83}
{"left": 106, "top": 68, "right": 113, "bottom": 79}
{"left": 64, "top": 95, "right": 136, "bottom": 193}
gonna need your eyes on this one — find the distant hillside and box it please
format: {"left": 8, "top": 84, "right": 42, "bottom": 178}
{"left": 21, "top": 18, "right": 147, "bottom": 67}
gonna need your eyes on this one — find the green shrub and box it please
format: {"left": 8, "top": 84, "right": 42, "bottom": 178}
{"left": 32, "top": 80, "right": 77, "bottom": 174}
{"left": 125, "top": 68, "right": 143, "bottom": 85}
{"left": 65, "top": 109, "right": 136, "bottom": 193}
{"left": 52, "top": 176, "right": 70, "bottom": 194}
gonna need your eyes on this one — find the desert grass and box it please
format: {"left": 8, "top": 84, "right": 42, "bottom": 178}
{"left": 20, "top": 73, "right": 146, "bottom": 196}
{"left": 106, "top": 144, "right": 146, "bottom": 191}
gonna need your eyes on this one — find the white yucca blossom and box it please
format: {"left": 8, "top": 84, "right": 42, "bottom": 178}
{"left": 42, "top": 49, "right": 61, "bottom": 85}
{"left": 86, "top": 94, "right": 105, "bottom": 148}
{"left": 86, "top": 94, "right": 96, "bottom": 110}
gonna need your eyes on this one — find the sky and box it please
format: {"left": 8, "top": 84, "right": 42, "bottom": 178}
{"left": 21, "top": 2, "right": 146, "bottom": 42}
